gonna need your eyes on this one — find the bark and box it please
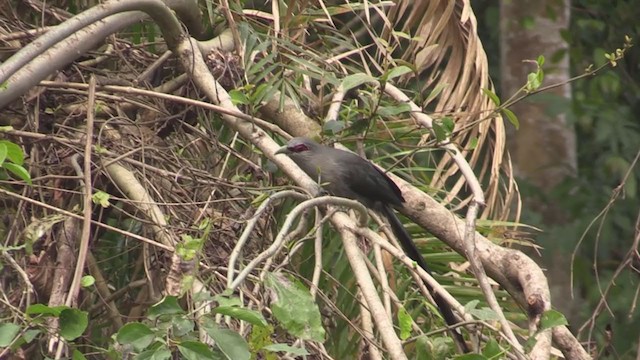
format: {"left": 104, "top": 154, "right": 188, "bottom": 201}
{"left": 500, "top": 0, "right": 576, "bottom": 198}
{"left": 500, "top": 0, "right": 582, "bottom": 336}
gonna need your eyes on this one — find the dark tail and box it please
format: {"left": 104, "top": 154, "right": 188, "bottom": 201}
{"left": 381, "top": 205, "right": 469, "bottom": 353}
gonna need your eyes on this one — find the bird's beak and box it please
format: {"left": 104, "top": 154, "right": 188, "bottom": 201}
{"left": 275, "top": 145, "right": 288, "bottom": 155}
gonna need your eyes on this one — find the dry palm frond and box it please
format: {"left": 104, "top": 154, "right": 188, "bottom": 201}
{"left": 383, "top": 0, "right": 520, "bottom": 221}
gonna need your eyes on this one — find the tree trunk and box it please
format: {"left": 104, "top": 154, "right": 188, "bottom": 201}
{"left": 500, "top": 0, "right": 580, "bottom": 323}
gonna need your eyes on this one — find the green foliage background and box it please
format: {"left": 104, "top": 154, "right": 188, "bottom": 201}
{"left": 477, "top": 0, "right": 640, "bottom": 355}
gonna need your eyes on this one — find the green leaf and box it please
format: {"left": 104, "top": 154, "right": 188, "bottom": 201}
{"left": 415, "top": 335, "right": 453, "bottom": 360}
{"left": 0, "top": 323, "right": 20, "bottom": 347}
{"left": 264, "top": 273, "right": 325, "bottom": 342}
{"left": 135, "top": 344, "right": 172, "bottom": 360}
{"left": 213, "top": 294, "right": 242, "bottom": 307}
{"left": 464, "top": 299, "right": 480, "bottom": 312}
{"left": 391, "top": 30, "right": 412, "bottom": 40}
{"left": 433, "top": 122, "right": 447, "bottom": 142}
{"left": 177, "top": 341, "right": 220, "bottom": 360}
{"left": 148, "top": 296, "right": 184, "bottom": 320}
{"left": 341, "top": 73, "right": 376, "bottom": 92}
{"left": 524, "top": 336, "right": 537, "bottom": 352}
{"left": 468, "top": 136, "right": 478, "bottom": 150}
{"left": 213, "top": 306, "right": 268, "bottom": 327}
{"left": 397, "top": 307, "right": 412, "bottom": 340}
{"left": 92, "top": 191, "right": 111, "bottom": 208}
{"left": 116, "top": 322, "right": 155, "bottom": 352}
{"left": 539, "top": 309, "right": 568, "bottom": 331}
{"left": 229, "top": 89, "right": 250, "bottom": 106}
{"left": 433, "top": 117, "right": 454, "bottom": 142}
{"left": 26, "top": 304, "right": 68, "bottom": 317}
{"left": 455, "top": 354, "right": 489, "bottom": 360}
{"left": 0, "top": 140, "right": 24, "bottom": 165}
{"left": 441, "top": 117, "right": 455, "bottom": 134}
{"left": 482, "top": 88, "right": 501, "bottom": 106}
{"left": 415, "top": 335, "right": 429, "bottom": 360}
{"left": 382, "top": 65, "right": 413, "bottom": 82}
{"left": 93, "top": 144, "right": 108, "bottom": 154}
{"left": 72, "top": 349, "right": 88, "bottom": 360}
{"left": 502, "top": 108, "right": 520, "bottom": 129}
{"left": 176, "top": 234, "right": 204, "bottom": 261}
{"left": 537, "top": 55, "right": 545, "bottom": 67}
{"left": 22, "top": 329, "right": 40, "bottom": 343}
{"left": 537, "top": 69, "right": 545, "bottom": 86}
{"left": 469, "top": 307, "right": 500, "bottom": 321}
{"left": 0, "top": 142, "right": 7, "bottom": 166}
{"left": 481, "top": 338, "right": 504, "bottom": 358}
{"left": 425, "top": 83, "right": 447, "bottom": 103}
{"left": 377, "top": 103, "right": 411, "bottom": 117}
{"left": 248, "top": 324, "right": 274, "bottom": 354}
{"left": 526, "top": 72, "right": 542, "bottom": 91}
{"left": 80, "top": 275, "right": 95, "bottom": 287}
{"left": 172, "top": 316, "right": 195, "bottom": 337}
{"left": 59, "top": 308, "right": 88, "bottom": 341}
{"left": 323, "top": 120, "right": 345, "bottom": 134}
{"left": 262, "top": 343, "right": 309, "bottom": 356}
{"left": 3, "top": 162, "right": 31, "bottom": 184}
{"left": 202, "top": 320, "right": 250, "bottom": 360}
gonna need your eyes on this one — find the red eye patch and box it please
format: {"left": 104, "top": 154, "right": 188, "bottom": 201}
{"left": 290, "top": 143, "right": 309, "bottom": 153}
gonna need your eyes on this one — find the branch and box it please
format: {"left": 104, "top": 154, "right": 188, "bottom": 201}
{"left": 0, "top": 0, "right": 206, "bottom": 109}
{"left": 227, "top": 196, "right": 368, "bottom": 291}
{"left": 227, "top": 190, "right": 309, "bottom": 288}
{"left": 392, "top": 173, "right": 588, "bottom": 358}
{"left": 336, "top": 219, "right": 408, "bottom": 360}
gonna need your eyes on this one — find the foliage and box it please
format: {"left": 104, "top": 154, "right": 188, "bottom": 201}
{"left": 0, "top": 0, "right": 541, "bottom": 358}
{"left": 0, "top": 135, "right": 31, "bottom": 184}
{"left": 476, "top": 0, "right": 640, "bottom": 355}
{"left": 554, "top": 2, "right": 639, "bottom": 354}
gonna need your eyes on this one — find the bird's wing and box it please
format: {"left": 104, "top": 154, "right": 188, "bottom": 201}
{"left": 339, "top": 152, "right": 405, "bottom": 207}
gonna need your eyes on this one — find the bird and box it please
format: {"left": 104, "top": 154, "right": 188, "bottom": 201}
{"left": 275, "top": 137, "right": 468, "bottom": 352}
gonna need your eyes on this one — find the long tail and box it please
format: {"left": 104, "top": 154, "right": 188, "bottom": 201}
{"left": 381, "top": 205, "right": 469, "bottom": 353}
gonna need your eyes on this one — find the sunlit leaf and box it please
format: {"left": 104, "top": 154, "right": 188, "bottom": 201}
{"left": 482, "top": 88, "right": 501, "bottom": 106}
{"left": 0, "top": 323, "right": 20, "bottom": 347}
{"left": 3, "top": 162, "right": 31, "bottom": 184}
{"left": 397, "top": 307, "right": 412, "bottom": 340}
{"left": 0, "top": 140, "right": 24, "bottom": 165}
{"left": 264, "top": 273, "right": 325, "bottom": 342}
{"left": 148, "top": 296, "right": 184, "bottom": 320}
{"left": 81, "top": 275, "right": 95, "bottom": 287}
{"left": 213, "top": 306, "right": 268, "bottom": 327}
{"left": 382, "top": 65, "right": 413, "bottom": 82}
{"left": 502, "top": 108, "right": 519, "bottom": 129}
{"left": 262, "top": 343, "right": 309, "bottom": 356}
{"left": 341, "top": 73, "right": 376, "bottom": 92}
{"left": 539, "top": 309, "right": 568, "bottom": 331}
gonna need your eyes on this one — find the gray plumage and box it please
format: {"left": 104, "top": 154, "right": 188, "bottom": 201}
{"left": 276, "top": 137, "right": 403, "bottom": 209}
{"left": 276, "top": 137, "right": 468, "bottom": 352}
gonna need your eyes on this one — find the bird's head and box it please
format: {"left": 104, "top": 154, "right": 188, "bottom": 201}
{"left": 275, "top": 137, "right": 318, "bottom": 156}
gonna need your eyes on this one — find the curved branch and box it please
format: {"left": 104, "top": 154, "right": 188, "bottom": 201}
{"left": 391, "top": 173, "right": 587, "bottom": 358}
{"left": 0, "top": 0, "right": 203, "bottom": 109}
{"left": 227, "top": 190, "right": 309, "bottom": 288}
{"left": 0, "top": 0, "right": 182, "bottom": 85}
{"left": 228, "top": 196, "right": 368, "bottom": 291}
{"left": 336, "top": 220, "right": 408, "bottom": 360}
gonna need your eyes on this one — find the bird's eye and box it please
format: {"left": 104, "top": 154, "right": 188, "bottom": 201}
{"left": 290, "top": 144, "right": 309, "bottom": 153}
